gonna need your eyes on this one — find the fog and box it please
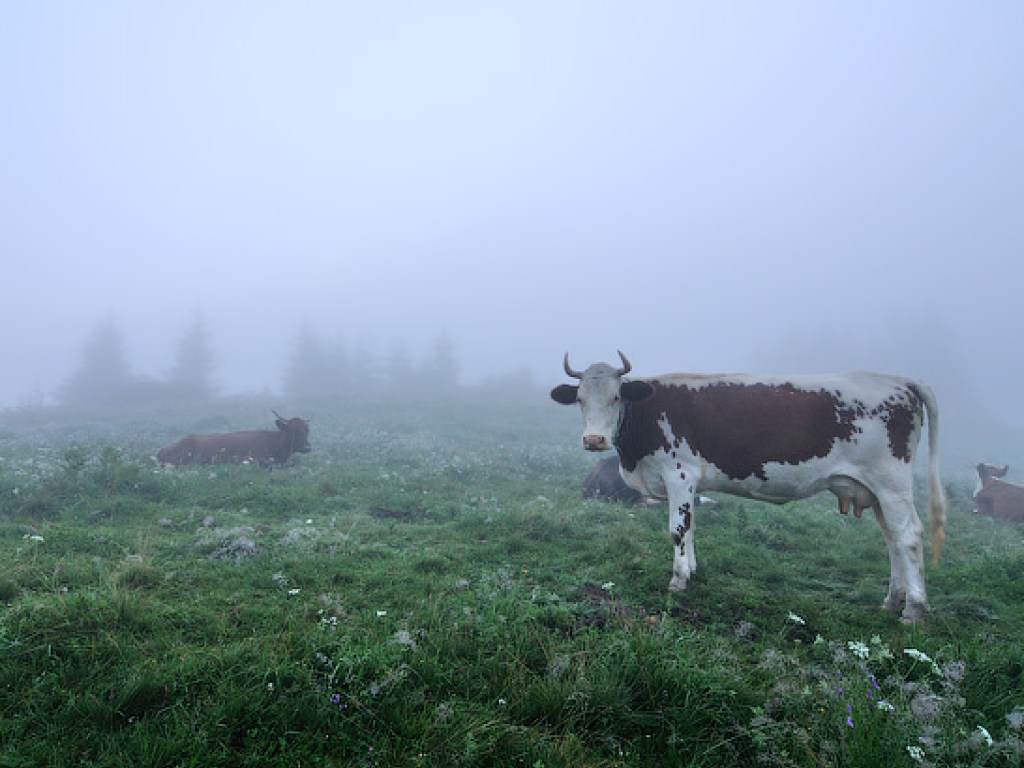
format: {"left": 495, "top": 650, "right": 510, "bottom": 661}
{"left": 2, "top": 3, "right": 1022, "bottom": 466}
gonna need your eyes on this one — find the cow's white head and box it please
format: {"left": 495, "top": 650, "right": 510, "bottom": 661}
{"left": 551, "top": 350, "right": 654, "bottom": 451}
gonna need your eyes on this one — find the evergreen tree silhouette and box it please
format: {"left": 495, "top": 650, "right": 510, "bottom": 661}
{"left": 283, "top": 324, "right": 333, "bottom": 397}
{"left": 166, "top": 310, "right": 218, "bottom": 400}
{"left": 421, "top": 332, "right": 459, "bottom": 393}
{"left": 59, "top": 316, "right": 134, "bottom": 407}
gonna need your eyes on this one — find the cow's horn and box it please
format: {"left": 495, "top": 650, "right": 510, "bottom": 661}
{"left": 272, "top": 409, "right": 284, "bottom": 420}
{"left": 616, "top": 350, "right": 632, "bottom": 376}
{"left": 563, "top": 353, "right": 583, "bottom": 380}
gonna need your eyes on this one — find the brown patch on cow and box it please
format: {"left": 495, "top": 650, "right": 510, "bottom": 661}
{"left": 883, "top": 385, "right": 925, "bottom": 462}
{"left": 616, "top": 380, "right": 862, "bottom": 480}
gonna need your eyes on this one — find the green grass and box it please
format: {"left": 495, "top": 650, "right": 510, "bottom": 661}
{"left": 1, "top": 392, "right": 1023, "bottom": 766}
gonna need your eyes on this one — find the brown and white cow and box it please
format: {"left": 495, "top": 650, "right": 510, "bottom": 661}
{"left": 551, "top": 351, "right": 946, "bottom": 622}
{"left": 157, "top": 412, "right": 311, "bottom": 468}
{"left": 973, "top": 463, "right": 1024, "bottom": 521}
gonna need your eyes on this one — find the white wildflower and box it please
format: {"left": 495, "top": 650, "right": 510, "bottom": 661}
{"left": 877, "top": 700, "right": 896, "bottom": 712}
{"left": 787, "top": 612, "right": 805, "bottom": 625}
{"left": 376, "top": 610, "right": 387, "bottom": 618}
{"left": 869, "top": 635, "right": 893, "bottom": 659}
{"left": 24, "top": 534, "right": 44, "bottom": 542}
{"left": 904, "top": 648, "right": 941, "bottom": 675}
{"left": 601, "top": 581, "right": 615, "bottom": 592}
{"left": 848, "top": 640, "right": 870, "bottom": 660}
{"left": 287, "top": 588, "right": 300, "bottom": 595}
{"left": 906, "top": 745, "right": 925, "bottom": 762}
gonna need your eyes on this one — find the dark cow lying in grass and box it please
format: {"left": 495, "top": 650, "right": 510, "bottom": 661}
{"left": 552, "top": 351, "right": 946, "bottom": 623}
{"left": 583, "top": 456, "right": 718, "bottom": 509}
{"left": 583, "top": 456, "right": 645, "bottom": 504}
{"left": 157, "top": 412, "right": 311, "bottom": 468}
{"left": 973, "top": 463, "right": 1024, "bottom": 522}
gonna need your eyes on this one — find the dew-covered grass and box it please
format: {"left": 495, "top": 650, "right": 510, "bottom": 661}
{"left": 0, "top": 391, "right": 1022, "bottom": 766}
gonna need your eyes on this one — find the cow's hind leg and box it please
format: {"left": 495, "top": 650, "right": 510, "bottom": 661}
{"left": 874, "top": 490, "right": 928, "bottom": 622}
{"left": 872, "top": 508, "right": 906, "bottom": 615}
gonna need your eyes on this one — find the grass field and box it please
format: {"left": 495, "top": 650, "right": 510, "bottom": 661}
{"left": 1, "top": 392, "right": 1023, "bottom": 767}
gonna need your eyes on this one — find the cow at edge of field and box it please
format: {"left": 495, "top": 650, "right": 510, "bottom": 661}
{"left": 551, "top": 351, "right": 946, "bottom": 623}
{"left": 973, "top": 463, "right": 1024, "bottom": 521}
{"left": 157, "top": 412, "right": 311, "bottom": 468}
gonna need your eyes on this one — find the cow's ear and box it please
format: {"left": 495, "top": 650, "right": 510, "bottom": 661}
{"left": 621, "top": 380, "right": 654, "bottom": 402}
{"left": 276, "top": 419, "right": 287, "bottom": 430}
{"left": 998, "top": 465, "right": 1010, "bottom": 477}
{"left": 550, "top": 384, "right": 579, "bottom": 405}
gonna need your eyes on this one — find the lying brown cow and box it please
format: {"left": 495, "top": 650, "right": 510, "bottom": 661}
{"left": 973, "top": 463, "right": 1024, "bottom": 521}
{"left": 157, "top": 412, "right": 311, "bottom": 468}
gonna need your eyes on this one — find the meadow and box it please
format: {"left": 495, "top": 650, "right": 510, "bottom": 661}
{"left": 1, "top": 391, "right": 1022, "bottom": 767}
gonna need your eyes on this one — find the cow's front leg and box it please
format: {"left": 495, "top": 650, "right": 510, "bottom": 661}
{"left": 666, "top": 470, "right": 697, "bottom": 591}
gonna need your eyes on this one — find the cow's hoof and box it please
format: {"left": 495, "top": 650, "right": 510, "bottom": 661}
{"left": 881, "top": 593, "right": 905, "bottom": 614}
{"left": 900, "top": 600, "right": 929, "bottom": 624}
{"left": 668, "top": 578, "right": 689, "bottom": 592}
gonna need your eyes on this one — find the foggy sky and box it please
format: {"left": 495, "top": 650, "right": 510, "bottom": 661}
{"left": 2, "top": 4, "right": 1022, "bottom": 436}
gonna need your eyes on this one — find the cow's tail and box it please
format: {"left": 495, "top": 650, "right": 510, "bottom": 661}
{"left": 911, "top": 382, "right": 946, "bottom": 565}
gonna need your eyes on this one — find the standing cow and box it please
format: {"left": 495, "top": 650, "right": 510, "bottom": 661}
{"left": 157, "top": 412, "right": 311, "bottom": 468}
{"left": 551, "top": 351, "right": 945, "bottom": 623}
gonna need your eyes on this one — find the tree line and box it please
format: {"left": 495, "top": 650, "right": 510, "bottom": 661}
{"left": 57, "top": 314, "right": 460, "bottom": 408}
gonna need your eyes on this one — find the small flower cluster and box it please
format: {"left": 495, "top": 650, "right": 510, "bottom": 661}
{"left": 904, "top": 647, "right": 942, "bottom": 676}
{"left": 747, "top": 613, "right": 1012, "bottom": 767}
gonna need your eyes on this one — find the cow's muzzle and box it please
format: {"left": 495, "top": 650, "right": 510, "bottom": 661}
{"left": 583, "top": 434, "right": 611, "bottom": 451}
